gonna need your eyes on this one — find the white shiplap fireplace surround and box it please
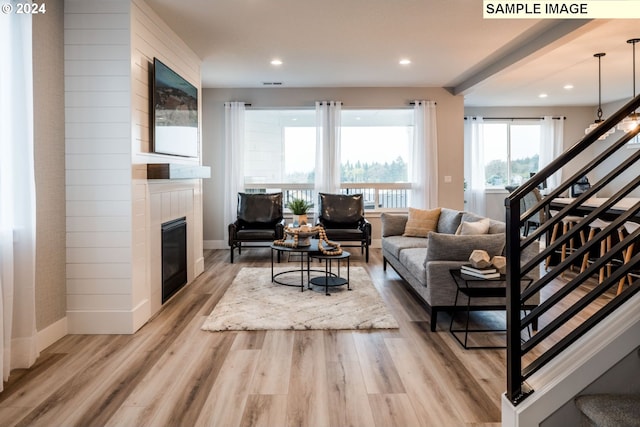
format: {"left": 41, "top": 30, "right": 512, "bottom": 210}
{"left": 65, "top": 0, "right": 206, "bottom": 334}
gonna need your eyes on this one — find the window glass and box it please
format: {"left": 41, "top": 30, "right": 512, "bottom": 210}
{"left": 244, "top": 109, "right": 315, "bottom": 184}
{"left": 340, "top": 109, "right": 412, "bottom": 183}
{"left": 482, "top": 122, "right": 541, "bottom": 188}
{"left": 483, "top": 123, "right": 509, "bottom": 188}
{"left": 509, "top": 124, "right": 540, "bottom": 186}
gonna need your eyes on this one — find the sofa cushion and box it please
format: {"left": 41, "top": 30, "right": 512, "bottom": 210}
{"left": 455, "top": 218, "right": 491, "bottom": 235}
{"left": 403, "top": 207, "right": 441, "bottom": 237}
{"left": 460, "top": 212, "right": 505, "bottom": 234}
{"left": 426, "top": 231, "right": 506, "bottom": 262}
{"left": 382, "top": 235, "right": 429, "bottom": 259}
{"left": 381, "top": 213, "right": 408, "bottom": 237}
{"left": 398, "top": 248, "right": 428, "bottom": 287}
{"left": 437, "top": 208, "right": 463, "bottom": 234}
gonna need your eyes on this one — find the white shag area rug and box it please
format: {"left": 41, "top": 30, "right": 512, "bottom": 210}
{"left": 201, "top": 266, "right": 399, "bottom": 331}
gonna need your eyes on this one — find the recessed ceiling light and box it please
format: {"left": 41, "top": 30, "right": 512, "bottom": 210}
{"left": 564, "top": 84, "right": 574, "bottom": 90}
{"left": 539, "top": 93, "right": 548, "bottom": 98}
{"left": 270, "top": 59, "right": 283, "bottom": 66}
{"left": 399, "top": 59, "right": 411, "bottom": 65}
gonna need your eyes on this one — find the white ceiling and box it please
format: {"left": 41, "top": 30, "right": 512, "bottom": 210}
{"left": 144, "top": 0, "right": 640, "bottom": 107}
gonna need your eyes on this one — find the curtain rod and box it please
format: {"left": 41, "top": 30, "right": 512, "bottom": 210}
{"left": 465, "top": 116, "right": 565, "bottom": 120}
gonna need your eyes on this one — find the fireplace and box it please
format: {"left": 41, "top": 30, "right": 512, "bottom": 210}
{"left": 162, "top": 217, "right": 187, "bottom": 303}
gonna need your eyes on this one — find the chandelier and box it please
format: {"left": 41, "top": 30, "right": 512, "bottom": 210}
{"left": 585, "top": 53, "right": 615, "bottom": 140}
{"left": 617, "top": 38, "right": 640, "bottom": 133}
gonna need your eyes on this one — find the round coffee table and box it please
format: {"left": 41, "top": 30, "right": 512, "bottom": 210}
{"left": 270, "top": 239, "right": 323, "bottom": 291}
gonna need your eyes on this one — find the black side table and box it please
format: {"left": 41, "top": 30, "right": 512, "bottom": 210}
{"left": 308, "top": 251, "right": 351, "bottom": 295}
{"left": 449, "top": 269, "right": 532, "bottom": 350}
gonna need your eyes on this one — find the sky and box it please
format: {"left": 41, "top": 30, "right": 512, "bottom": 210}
{"left": 284, "top": 127, "right": 412, "bottom": 174}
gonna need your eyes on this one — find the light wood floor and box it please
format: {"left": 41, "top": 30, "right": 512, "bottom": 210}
{"left": 0, "top": 248, "right": 604, "bottom": 427}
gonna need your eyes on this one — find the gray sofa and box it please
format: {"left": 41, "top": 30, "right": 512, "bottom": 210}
{"left": 381, "top": 208, "right": 540, "bottom": 331}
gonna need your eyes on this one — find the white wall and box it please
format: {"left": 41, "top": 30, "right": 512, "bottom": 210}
{"left": 202, "top": 87, "right": 465, "bottom": 247}
{"left": 65, "top": 0, "right": 134, "bottom": 333}
{"left": 65, "top": 0, "right": 204, "bottom": 334}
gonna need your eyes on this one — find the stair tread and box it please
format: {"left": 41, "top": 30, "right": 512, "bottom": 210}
{"left": 575, "top": 394, "right": 640, "bottom": 427}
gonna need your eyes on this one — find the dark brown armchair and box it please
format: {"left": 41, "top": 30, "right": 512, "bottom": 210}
{"left": 317, "top": 192, "right": 372, "bottom": 262}
{"left": 228, "top": 192, "right": 285, "bottom": 263}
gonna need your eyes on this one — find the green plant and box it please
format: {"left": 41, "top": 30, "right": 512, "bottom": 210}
{"left": 286, "top": 198, "right": 313, "bottom": 215}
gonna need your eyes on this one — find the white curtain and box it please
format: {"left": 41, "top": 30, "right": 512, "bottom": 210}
{"left": 464, "top": 117, "right": 486, "bottom": 215}
{"left": 540, "top": 116, "right": 564, "bottom": 190}
{"left": 0, "top": 2, "right": 39, "bottom": 391}
{"left": 410, "top": 101, "right": 438, "bottom": 208}
{"left": 314, "top": 101, "right": 342, "bottom": 196}
{"left": 223, "top": 102, "right": 246, "bottom": 240}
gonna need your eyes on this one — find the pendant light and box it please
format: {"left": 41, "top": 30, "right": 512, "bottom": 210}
{"left": 617, "top": 38, "right": 640, "bottom": 132}
{"left": 585, "top": 53, "right": 615, "bottom": 140}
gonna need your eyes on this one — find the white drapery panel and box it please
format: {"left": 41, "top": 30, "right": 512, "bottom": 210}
{"left": 223, "top": 102, "right": 246, "bottom": 240}
{"left": 0, "top": 3, "right": 39, "bottom": 391}
{"left": 464, "top": 117, "right": 486, "bottom": 216}
{"left": 410, "top": 101, "right": 438, "bottom": 209}
{"left": 540, "top": 116, "right": 564, "bottom": 190}
{"left": 314, "top": 101, "right": 342, "bottom": 198}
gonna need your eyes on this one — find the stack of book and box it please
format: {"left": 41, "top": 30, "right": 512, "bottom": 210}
{"left": 460, "top": 264, "right": 501, "bottom": 279}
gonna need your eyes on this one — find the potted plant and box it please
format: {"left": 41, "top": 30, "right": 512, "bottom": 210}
{"left": 286, "top": 198, "right": 313, "bottom": 226}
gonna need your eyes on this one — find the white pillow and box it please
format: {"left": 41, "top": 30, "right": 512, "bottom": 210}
{"left": 455, "top": 218, "right": 491, "bottom": 235}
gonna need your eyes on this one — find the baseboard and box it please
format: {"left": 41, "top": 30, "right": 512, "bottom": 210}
{"left": 37, "top": 317, "right": 68, "bottom": 352}
{"left": 204, "top": 240, "right": 227, "bottom": 250}
{"left": 195, "top": 255, "right": 205, "bottom": 275}
{"left": 67, "top": 299, "right": 150, "bottom": 334}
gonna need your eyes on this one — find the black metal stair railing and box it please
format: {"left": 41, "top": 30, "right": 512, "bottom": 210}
{"left": 505, "top": 93, "right": 640, "bottom": 405}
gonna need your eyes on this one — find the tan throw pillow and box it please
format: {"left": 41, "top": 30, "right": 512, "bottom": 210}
{"left": 403, "top": 207, "right": 441, "bottom": 237}
{"left": 455, "top": 218, "right": 490, "bottom": 235}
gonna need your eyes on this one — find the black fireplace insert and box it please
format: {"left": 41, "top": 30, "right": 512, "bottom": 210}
{"left": 162, "top": 217, "right": 187, "bottom": 303}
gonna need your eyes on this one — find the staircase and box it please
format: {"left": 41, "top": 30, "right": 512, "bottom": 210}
{"left": 576, "top": 393, "right": 640, "bottom": 427}
{"left": 502, "top": 93, "right": 640, "bottom": 426}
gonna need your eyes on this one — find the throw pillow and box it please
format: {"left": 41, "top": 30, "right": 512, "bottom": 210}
{"left": 437, "top": 207, "right": 463, "bottom": 234}
{"left": 455, "top": 218, "right": 491, "bottom": 235}
{"left": 381, "top": 213, "right": 408, "bottom": 237}
{"left": 460, "top": 212, "right": 505, "bottom": 234}
{"left": 403, "top": 207, "right": 441, "bottom": 238}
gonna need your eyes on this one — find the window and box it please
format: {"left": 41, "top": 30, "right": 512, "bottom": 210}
{"left": 340, "top": 109, "right": 412, "bottom": 183}
{"left": 244, "top": 109, "right": 316, "bottom": 185}
{"left": 243, "top": 108, "right": 413, "bottom": 210}
{"left": 482, "top": 122, "right": 541, "bottom": 188}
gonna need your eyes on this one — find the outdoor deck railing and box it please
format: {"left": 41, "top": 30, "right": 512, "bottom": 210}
{"left": 244, "top": 182, "right": 411, "bottom": 211}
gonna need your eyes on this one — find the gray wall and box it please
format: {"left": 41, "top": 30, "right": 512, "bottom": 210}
{"left": 202, "top": 87, "right": 465, "bottom": 246}
{"left": 33, "top": 1, "right": 67, "bottom": 331}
